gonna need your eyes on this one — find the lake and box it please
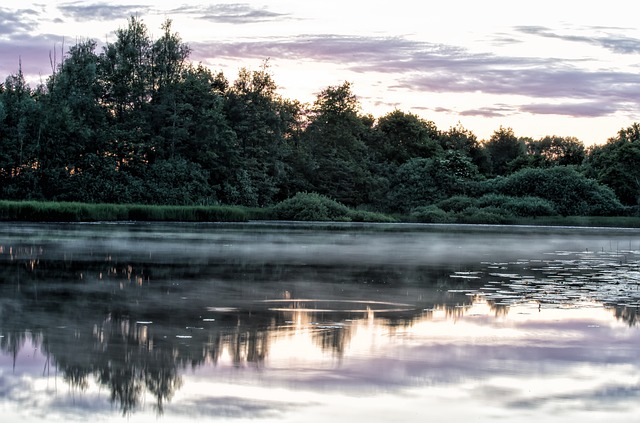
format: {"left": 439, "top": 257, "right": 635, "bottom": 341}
{"left": 1, "top": 222, "right": 640, "bottom": 422}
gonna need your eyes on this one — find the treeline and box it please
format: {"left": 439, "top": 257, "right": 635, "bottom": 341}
{"left": 1, "top": 17, "right": 639, "bottom": 220}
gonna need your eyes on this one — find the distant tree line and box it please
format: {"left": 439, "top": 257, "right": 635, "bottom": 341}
{"left": 1, "top": 17, "right": 638, "bottom": 219}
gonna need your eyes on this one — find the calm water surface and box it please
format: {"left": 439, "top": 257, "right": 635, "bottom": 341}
{"left": 1, "top": 222, "right": 640, "bottom": 422}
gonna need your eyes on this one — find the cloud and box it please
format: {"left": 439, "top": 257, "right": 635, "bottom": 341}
{"left": 191, "top": 32, "right": 640, "bottom": 118}
{"left": 0, "top": 33, "right": 66, "bottom": 80}
{"left": 460, "top": 106, "right": 514, "bottom": 118}
{"left": 517, "top": 25, "right": 640, "bottom": 55}
{"left": 520, "top": 102, "right": 620, "bottom": 118}
{"left": 170, "top": 4, "right": 288, "bottom": 24}
{"left": 58, "top": 2, "right": 152, "bottom": 21}
{"left": 0, "top": 7, "right": 40, "bottom": 35}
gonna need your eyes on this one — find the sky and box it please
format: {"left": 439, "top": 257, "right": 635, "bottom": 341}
{"left": 1, "top": 0, "right": 639, "bottom": 145}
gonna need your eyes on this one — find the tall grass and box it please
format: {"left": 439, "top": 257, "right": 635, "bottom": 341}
{"left": 0, "top": 200, "right": 250, "bottom": 222}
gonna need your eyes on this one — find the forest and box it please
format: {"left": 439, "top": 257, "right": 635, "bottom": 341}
{"left": 1, "top": 17, "right": 639, "bottom": 222}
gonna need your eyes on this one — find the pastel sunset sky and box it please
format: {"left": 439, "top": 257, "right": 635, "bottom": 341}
{"left": 1, "top": 0, "right": 639, "bottom": 144}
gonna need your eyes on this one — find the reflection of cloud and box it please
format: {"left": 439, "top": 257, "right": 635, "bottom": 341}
{"left": 168, "top": 396, "right": 306, "bottom": 419}
{"left": 58, "top": 2, "right": 152, "bottom": 21}
{"left": 170, "top": 4, "right": 289, "bottom": 24}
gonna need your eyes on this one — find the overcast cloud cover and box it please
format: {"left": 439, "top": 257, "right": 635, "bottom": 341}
{"left": 0, "top": 0, "right": 639, "bottom": 144}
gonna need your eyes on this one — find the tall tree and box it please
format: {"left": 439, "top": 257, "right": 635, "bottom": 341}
{"left": 301, "top": 82, "right": 374, "bottom": 205}
{"left": 527, "top": 135, "right": 585, "bottom": 167}
{"left": 98, "top": 16, "right": 153, "bottom": 172}
{"left": 483, "top": 126, "right": 526, "bottom": 176}
{"left": 37, "top": 39, "right": 111, "bottom": 201}
{"left": 0, "top": 66, "right": 41, "bottom": 198}
{"left": 224, "top": 63, "right": 299, "bottom": 206}
{"left": 372, "top": 110, "right": 441, "bottom": 165}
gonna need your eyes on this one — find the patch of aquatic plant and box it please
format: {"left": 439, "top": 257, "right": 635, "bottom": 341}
{"left": 451, "top": 247, "right": 640, "bottom": 325}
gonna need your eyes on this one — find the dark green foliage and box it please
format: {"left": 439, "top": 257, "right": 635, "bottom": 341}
{"left": 584, "top": 123, "right": 640, "bottom": 206}
{"left": 475, "top": 194, "right": 557, "bottom": 217}
{"left": 272, "top": 192, "right": 395, "bottom": 222}
{"left": 456, "top": 206, "right": 514, "bottom": 224}
{"left": 436, "top": 196, "right": 476, "bottom": 212}
{"left": 527, "top": 136, "right": 585, "bottom": 167}
{"left": 0, "top": 201, "right": 248, "bottom": 222}
{"left": 385, "top": 151, "right": 481, "bottom": 213}
{"left": 0, "top": 17, "right": 636, "bottom": 222}
{"left": 272, "top": 192, "right": 352, "bottom": 221}
{"left": 371, "top": 110, "right": 441, "bottom": 164}
{"left": 483, "top": 127, "right": 527, "bottom": 176}
{"left": 410, "top": 205, "right": 456, "bottom": 223}
{"left": 486, "top": 166, "right": 624, "bottom": 216}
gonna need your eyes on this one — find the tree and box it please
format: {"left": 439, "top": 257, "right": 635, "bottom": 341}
{"left": 585, "top": 123, "right": 640, "bottom": 206}
{"left": 385, "top": 151, "right": 481, "bottom": 213}
{"left": 441, "top": 123, "right": 491, "bottom": 174}
{"left": 372, "top": 110, "right": 441, "bottom": 164}
{"left": 38, "top": 39, "right": 109, "bottom": 201}
{"left": 301, "top": 82, "right": 375, "bottom": 205}
{"left": 224, "top": 63, "right": 300, "bottom": 206}
{"left": 483, "top": 126, "right": 526, "bottom": 176}
{"left": 527, "top": 135, "right": 585, "bottom": 167}
{"left": 0, "top": 66, "right": 41, "bottom": 198}
{"left": 98, "top": 16, "right": 153, "bottom": 171}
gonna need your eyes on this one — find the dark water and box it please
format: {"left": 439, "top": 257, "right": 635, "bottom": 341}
{"left": 1, "top": 222, "right": 640, "bottom": 422}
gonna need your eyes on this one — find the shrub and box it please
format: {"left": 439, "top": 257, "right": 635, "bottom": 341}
{"left": 436, "top": 196, "right": 477, "bottom": 212}
{"left": 410, "top": 206, "right": 456, "bottom": 223}
{"left": 272, "top": 192, "right": 396, "bottom": 222}
{"left": 272, "top": 192, "right": 352, "bottom": 221}
{"left": 456, "top": 206, "right": 515, "bottom": 224}
{"left": 476, "top": 194, "right": 557, "bottom": 217}
{"left": 488, "top": 166, "right": 624, "bottom": 216}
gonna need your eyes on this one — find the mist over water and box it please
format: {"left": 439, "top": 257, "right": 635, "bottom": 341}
{"left": 1, "top": 222, "right": 639, "bottom": 422}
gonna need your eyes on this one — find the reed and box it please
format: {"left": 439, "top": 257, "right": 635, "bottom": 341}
{"left": 0, "top": 200, "right": 249, "bottom": 222}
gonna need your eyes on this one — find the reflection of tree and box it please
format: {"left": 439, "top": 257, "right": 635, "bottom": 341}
{"left": 0, "top": 236, "right": 487, "bottom": 415}
{"left": 612, "top": 306, "right": 640, "bottom": 327}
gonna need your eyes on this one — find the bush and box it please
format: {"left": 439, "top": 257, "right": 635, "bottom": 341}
{"left": 436, "top": 196, "right": 477, "bottom": 212}
{"left": 410, "top": 206, "right": 456, "bottom": 223}
{"left": 272, "top": 192, "right": 352, "bottom": 221}
{"left": 476, "top": 194, "right": 557, "bottom": 217}
{"left": 487, "top": 166, "right": 624, "bottom": 216}
{"left": 456, "top": 206, "right": 515, "bottom": 224}
{"left": 272, "top": 192, "right": 396, "bottom": 222}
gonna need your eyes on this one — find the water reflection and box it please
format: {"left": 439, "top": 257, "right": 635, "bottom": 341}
{"left": 1, "top": 222, "right": 640, "bottom": 421}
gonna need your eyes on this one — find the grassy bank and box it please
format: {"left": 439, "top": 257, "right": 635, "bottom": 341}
{"left": 2, "top": 199, "right": 640, "bottom": 227}
{"left": 0, "top": 200, "right": 256, "bottom": 222}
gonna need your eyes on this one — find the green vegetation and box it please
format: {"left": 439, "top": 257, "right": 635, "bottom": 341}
{"left": 1, "top": 17, "right": 640, "bottom": 225}
{"left": 0, "top": 200, "right": 249, "bottom": 222}
{"left": 272, "top": 192, "right": 396, "bottom": 222}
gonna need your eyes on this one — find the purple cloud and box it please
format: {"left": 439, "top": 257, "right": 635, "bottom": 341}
{"left": 170, "top": 4, "right": 289, "bottom": 24}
